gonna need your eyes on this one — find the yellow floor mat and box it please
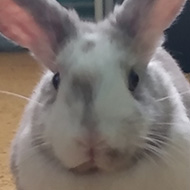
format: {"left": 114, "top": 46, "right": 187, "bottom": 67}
{"left": 0, "top": 52, "right": 41, "bottom": 190}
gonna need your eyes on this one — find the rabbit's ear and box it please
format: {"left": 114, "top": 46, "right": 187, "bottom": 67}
{"left": 0, "top": 0, "right": 77, "bottom": 71}
{"left": 115, "top": 0, "right": 186, "bottom": 58}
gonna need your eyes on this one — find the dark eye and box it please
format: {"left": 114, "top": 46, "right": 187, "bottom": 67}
{"left": 128, "top": 69, "right": 139, "bottom": 91}
{"left": 52, "top": 72, "right": 60, "bottom": 90}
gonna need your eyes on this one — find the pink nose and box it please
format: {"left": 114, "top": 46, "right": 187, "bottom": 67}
{"left": 75, "top": 134, "right": 105, "bottom": 159}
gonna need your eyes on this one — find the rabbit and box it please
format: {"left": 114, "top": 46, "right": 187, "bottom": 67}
{"left": 1, "top": 0, "right": 190, "bottom": 189}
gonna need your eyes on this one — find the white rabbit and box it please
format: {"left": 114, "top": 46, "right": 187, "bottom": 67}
{"left": 0, "top": 0, "right": 190, "bottom": 190}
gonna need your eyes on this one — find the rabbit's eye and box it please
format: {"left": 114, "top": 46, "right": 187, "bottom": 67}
{"left": 128, "top": 69, "right": 139, "bottom": 91}
{"left": 52, "top": 72, "right": 60, "bottom": 90}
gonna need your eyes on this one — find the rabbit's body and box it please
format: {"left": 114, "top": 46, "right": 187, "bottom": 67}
{"left": 0, "top": 0, "right": 190, "bottom": 189}
{"left": 11, "top": 48, "right": 190, "bottom": 190}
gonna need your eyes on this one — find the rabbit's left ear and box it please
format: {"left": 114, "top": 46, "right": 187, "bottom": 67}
{"left": 115, "top": 0, "right": 186, "bottom": 57}
{"left": 0, "top": 0, "right": 77, "bottom": 71}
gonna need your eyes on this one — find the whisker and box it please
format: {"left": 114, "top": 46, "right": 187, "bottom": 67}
{"left": 16, "top": 141, "right": 51, "bottom": 165}
{"left": 142, "top": 136, "right": 168, "bottom": 147}
{"left": 17, "top": 141, "right": 67, "bottom": 174}
{"left": 145, "top": 132, "right": 177, "bottom": 144}
{"left": 156, "top": 89, "right": 190, "bottom": 102}
{"left": 0, "top": 90, "right": 42, "bottom": 106}
{"left": 142, "top": 152, "right": 159, "bottom": 167}
{"left": 140, "top": 132, "right": 187, "bottom": 164}
{"left": 144, "top": 146, "right": 168, "bottom": 162}
{"left": 144, "top": 145, "right": 169, "bottom": 160}
{"left": 154, "top": 122, "right": 177, "bottom": 126}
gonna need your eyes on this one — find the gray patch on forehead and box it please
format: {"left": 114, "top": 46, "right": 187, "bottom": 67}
{"left": 81, "top": 41, "right": 96, "bottom": 53}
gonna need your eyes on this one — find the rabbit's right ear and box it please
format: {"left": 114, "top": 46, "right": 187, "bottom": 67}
{"left": 0, "top": 0, "right": 78, "bottom": 71}
{"left": 114, "top": 0, "right": 186, "bottom": 59}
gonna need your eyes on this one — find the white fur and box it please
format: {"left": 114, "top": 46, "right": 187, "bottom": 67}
{"left": 13, "top": 34, "right": 190, "bottom": 190}
{"left": 15, "top": 65, "right": 190, "bottom": 189}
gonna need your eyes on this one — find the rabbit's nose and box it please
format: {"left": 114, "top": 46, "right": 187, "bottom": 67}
{"left": 76, "top": 132, "right": 105, "bottom": 156}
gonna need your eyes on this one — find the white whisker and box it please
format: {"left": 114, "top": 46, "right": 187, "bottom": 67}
{"left": 140, "top": 132, "right": 187, "bottom": 165}
{"left": 156, "top": 89, "right": 190, "bottom": 102}
{"left": 154, "top": 122, "right": 176, "bottom": 126}
{"left": 142, "top": 152, "right": 159, "bottom": 166}
{"left": 17, "top": 141, "right": 50, "bottom": 166}
{"left": 144, "top": 145, "right": 171, "bottom": 162}
{"left": 0, "top": 90, "right": 42, "bottom": 106}
{"left": 141, "top": 136, "right": 168, "bottom": 146}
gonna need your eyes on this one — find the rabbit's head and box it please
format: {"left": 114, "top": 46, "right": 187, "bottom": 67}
{"left": 0, "top": 0, "right": 187, "bottom": 174}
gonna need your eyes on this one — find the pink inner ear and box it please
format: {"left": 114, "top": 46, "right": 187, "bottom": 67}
{"left": 0, "top": 0, "right": 56, "bottom": 70}
{"left": 148, "top": 0, "right": 184, "bottom": 31}
{"left": 131, "top": 0, "right": 185, "bottom": 58}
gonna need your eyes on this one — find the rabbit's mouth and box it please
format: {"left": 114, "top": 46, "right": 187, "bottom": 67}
{"left": 70, "top": 161, "right": 100, "bottom": 175}
{"left": 68, "top": 149, "right": 143, "bottom": 175}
